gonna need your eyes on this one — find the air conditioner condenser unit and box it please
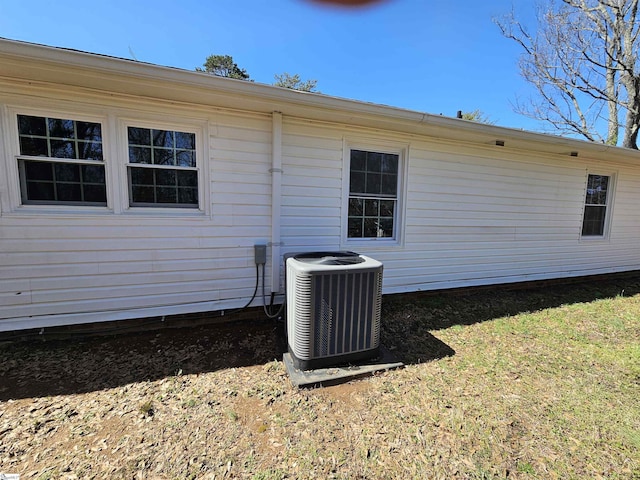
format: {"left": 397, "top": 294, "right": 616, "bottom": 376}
{"left": 286, "top": 251, "right": 383, "bottom": 370}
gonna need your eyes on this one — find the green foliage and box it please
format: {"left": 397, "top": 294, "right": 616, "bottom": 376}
{"left": 273, "top": 72, "right": 318, "bottom": 92}
{"left": 197, "top": 54, "right": 250, "bottom": 80}
{"left": 460, "top": 109, "right": 495, "bottom": 124}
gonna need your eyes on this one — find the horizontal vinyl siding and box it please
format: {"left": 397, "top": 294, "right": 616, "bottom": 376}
{"left": 278, "top": 123, "right": 640, "bottom": 294}
{"left": 280, "top": 121, "right": 343, "bottom": 251}
{"left": 0, "top": 101, "right": 273, "bottom": 329}
{"left": 380, "top": 145, "right": 640, "bottom": 292}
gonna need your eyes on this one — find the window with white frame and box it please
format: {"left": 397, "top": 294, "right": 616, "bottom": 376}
{"left": 16, "top": 114, "right": 106, "bottom": 205}
{"left": 347, "top": 149, "right": 400, "bottom": 239}
{"left": 582, "top": 173, "right": 611, "bottom": 237}
{"left": 126, "top": 126, "right": 199, "bottom": 208}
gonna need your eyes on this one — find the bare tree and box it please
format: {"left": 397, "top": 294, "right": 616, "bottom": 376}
{"left": 495, "top": 0, "right": 640, "bottom": 149}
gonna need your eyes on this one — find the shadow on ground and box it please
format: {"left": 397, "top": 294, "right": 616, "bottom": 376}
{"left": 2, "top": 271, "right": 639, "bottom": 400}
{"left": 0, "top": 320, "right": 288, "bottom": 401}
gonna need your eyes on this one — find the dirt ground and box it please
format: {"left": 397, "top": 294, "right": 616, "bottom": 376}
{"left": 0, "top": 320, "right": 289, "bottom": 400}
{"left": 0, "top": 320, "right": 295, "bottom": 478}
{"left": 1, "top": 274, "right": 639, "bottom": 479}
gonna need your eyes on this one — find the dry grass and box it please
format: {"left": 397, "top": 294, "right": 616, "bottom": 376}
{"left": 1, "top": 274, "right": 640, "bottom": 479}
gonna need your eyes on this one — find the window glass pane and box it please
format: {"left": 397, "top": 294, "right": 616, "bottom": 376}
{"left": 130, "top": 167, "right": 154, "bottom": 185}
{"left": 366, "top": 152, "right": 382, "bottom": 172}
{"left": 178, "top": 188, "right": 198, "bottom": 204}
{"left": 54, "top": 163, "right": 81, "bottom": 182}
{"left": 129, "top": 146, "right": 151, "bottom": 164}
{"left": 381, "top": 154, "right": 398, "bottom": 173}
{"left": 380, "top": 200, "right": 395, "bottom": 217}
{"left": 78, "top": 141, "right": 103, "bottom": 160}
{"left": 56, "top": 183, "right": 82, "bottom": 201}
{"left": 379, "top": 218, "right": 394, "bottom": 237}
{"left": 381, "top": 173, "right": 397, "bottom": 195}
{"left": 76, "top": 121, "right": 102, "bottom": 142}
{"left": 48, "top": 118, "right": 75, "bottom": 139}
{"left": 348, "top": 197, "right": 363, "bottom": 216}
{"left": 84, "top": 184, "right": 106, "bottom": 203}
{"left": 27, "top": 182, "right": 55, "bottom": 201}
{"left": 153, "top": 148, "right": 175, "bottom": 165}
{"left": 585, "top": 175, "right": 609, "bottom": 205}
{"left": 82, "top": 165, "right": 105, "bottom": 184}
{"left": 156, "top": 187, "right": 177, "bottom": 203}
{"left": 22, "top": 160, "right": 107, "bottom": 205}
{"left": 350, "top": 150, "right": 366, "bottom": 171}
{"left": 156, "top": 169, "right": 177, "bottom": 186}
{"left": 18, "top": 115, "right": 46, "bottom": 136}
{"left": 152, "top": 130, "right": 174, "bottom": 148}
{"left": 128, "top": 127, "right": 151, "bottom": 146}
{"left": 364, "top": 199, "right": 379, "bottom": 216}
{"left": 50, "top": 140, "right": 75, "bottom": 159}
{"left": 25, "top": 161, "right": 53, "bottom": 181}
{"left": 19, "top": 137, "right": 48, "bottom": 156}
{"left": 366, "top": 173, "right": 381, "bottom": 195}
{"left": 131, "top": 186, "right": 155, "bottom": 203}
{"left": 364, "top": 218, "right": 379, "bottom": 237}
{"left": 348, "top": 217, "right": 363, "bottom": 238}
{"left": 175, "top": 132, "right": 195, "bottom": 149}
{"left": 582, "top": 205, "right": 606, "bottom": 236}
{"left": 177, "top": 170, "right": 198, "bottom": 187}
{"left": 176, "top": 150, "right": 196, "bottom": 167}
{"left": 350, "top": 171, "right": 365, "bottom": 194}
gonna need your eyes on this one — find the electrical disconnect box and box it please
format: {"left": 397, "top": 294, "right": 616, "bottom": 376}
{"left": 254, "top": 244, "right": 267, "bottom": 265}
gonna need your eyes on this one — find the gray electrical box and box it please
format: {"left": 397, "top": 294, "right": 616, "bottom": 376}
{"left": 254, "top": 244, "right": 267, "bottom": 265}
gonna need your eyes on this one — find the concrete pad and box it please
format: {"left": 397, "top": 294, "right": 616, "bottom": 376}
{"left": 283, "top": 345, "right": 404, "bottom": 388}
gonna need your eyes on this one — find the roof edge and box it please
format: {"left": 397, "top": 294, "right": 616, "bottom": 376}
{"left": 0, "top": 37, "right": 638, "bottom": 162}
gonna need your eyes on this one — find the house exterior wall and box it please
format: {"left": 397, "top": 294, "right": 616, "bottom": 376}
{"left": 1, "top": 49, "right": 639, "bottom": 331}
{"left": 279, "top": 118, "right": 640, "bottom": 294}
{"left": 0, "top": 85, "right": 275, "bottom": 331}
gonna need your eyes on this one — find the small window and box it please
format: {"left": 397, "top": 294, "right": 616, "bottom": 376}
{"left": 582, "top": 174, "right": 610, "bottom": 237}
{"left": 126, "top": 127, "right": 198, "bottom": 208}
{"left": 16, "top": 115, "right": 106, "bottom": 205}
{"left": 348, "top": 149, "right": 399, "bottom": 239}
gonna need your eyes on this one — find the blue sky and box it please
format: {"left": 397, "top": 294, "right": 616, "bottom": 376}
{"left": 0, "top": 0, "right": 542, "bottom": 132}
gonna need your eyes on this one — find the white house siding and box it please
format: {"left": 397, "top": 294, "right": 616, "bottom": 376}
{"left": 0, "top": 86, "right": 274, "bottom": 331}
{"left": 395, "top": 151, "right": 640, "bottom": 292}
{"left": 281, "top": 119, "right": 344, "bottom": 253}
{"left": 278, "top": 119, "right": 640, "bottom": 295}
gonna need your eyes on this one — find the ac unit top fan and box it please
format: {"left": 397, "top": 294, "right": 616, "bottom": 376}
{"left": 286, "top": 251, "right": 383, "bottom": 370}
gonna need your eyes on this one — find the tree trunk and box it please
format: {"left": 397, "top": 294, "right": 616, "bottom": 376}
{"left": 621, "top": 76, "right": 640, "bottom": 149}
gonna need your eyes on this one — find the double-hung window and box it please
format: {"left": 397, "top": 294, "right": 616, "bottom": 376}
{"left": 16, "top": 115, "right": 106, "bottom": 205}
{"left": 127, "top": 127, "right": 199, "bottom": 208}
{"left": 581, "top": 174, "right": 611, "bottom": 237}
{"left": 348, "top": 149, "right": 400, "bottom": 239}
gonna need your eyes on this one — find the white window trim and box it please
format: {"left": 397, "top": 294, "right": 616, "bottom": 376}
{"left": 579, "top": 170, "right": 616, "bottom": 242}
{"left": 2, "top": 106, "right": 113, "bottom": 214}
{"left": 117, "top": 117, "right": 209, "bottom": 217}
{"left": 340, "top": 138, "right": 408, "bottom": 249}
